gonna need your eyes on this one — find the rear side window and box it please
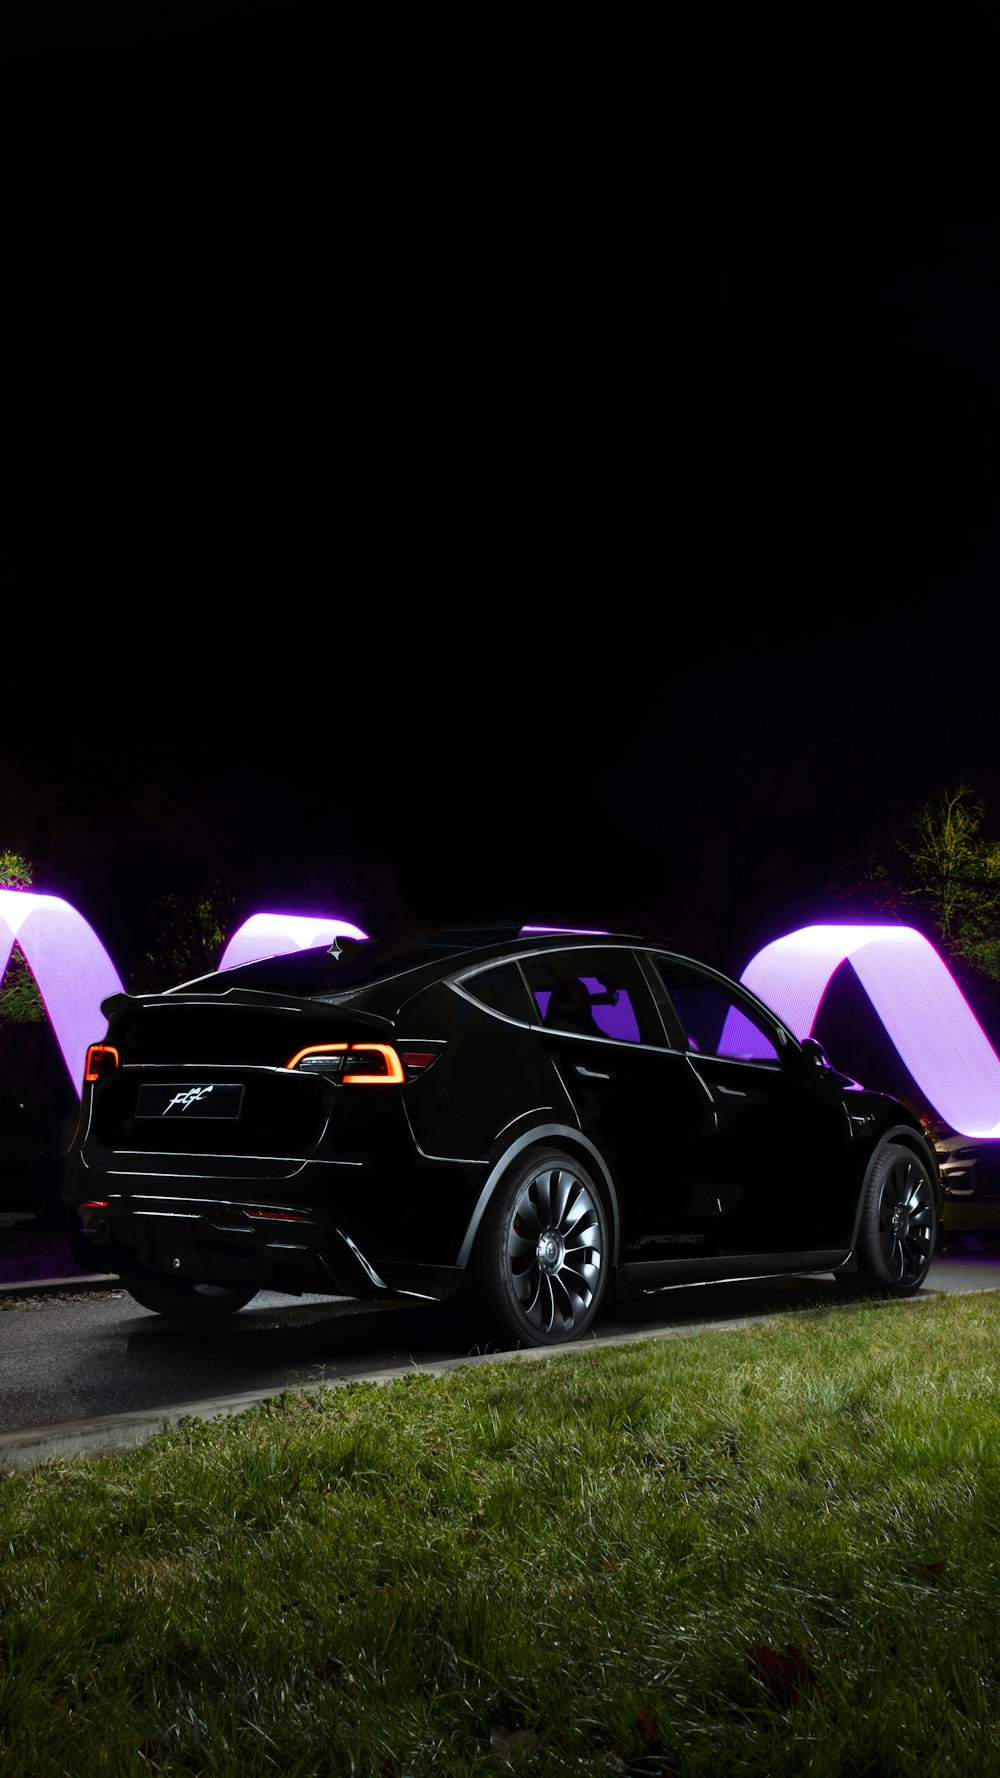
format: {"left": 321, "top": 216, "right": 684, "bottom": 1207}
{"left": 458, "top": 961, "right": 536, "bottom": 1020}
{"left": 518, "top": 949, "right": 661, "bottom": 1045}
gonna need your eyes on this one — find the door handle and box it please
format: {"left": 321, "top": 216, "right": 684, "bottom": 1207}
{"left": 575, "top": 1065, "right": 612, "bottom": 1080}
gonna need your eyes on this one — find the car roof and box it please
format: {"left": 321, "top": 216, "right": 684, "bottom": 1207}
{"left": 163, "top": 926, "right": 657, "bottom": 1003}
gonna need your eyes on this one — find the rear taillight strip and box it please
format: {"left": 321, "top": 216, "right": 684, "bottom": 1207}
{"left": 285, "top": 1041, "right": 405, "bottom": 1084}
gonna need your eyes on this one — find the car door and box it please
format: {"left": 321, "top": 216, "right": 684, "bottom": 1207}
{"left": 517, "top": 945, "right": 725, "bottom": 1259}
{"left": 643, "top": 951, "right": 858, "bottom": 1255}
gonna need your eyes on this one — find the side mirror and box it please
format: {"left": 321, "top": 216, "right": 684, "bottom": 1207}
{"left": 800, "top": 1036, "right": 832, "bottom": 1070}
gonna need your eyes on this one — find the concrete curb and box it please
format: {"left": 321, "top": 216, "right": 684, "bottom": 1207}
{"left": 0, "top": 1273, "right": 119, "bottom": 1297}
{"left": 0, "top": 1311, "right": 771, "bottom": 1473}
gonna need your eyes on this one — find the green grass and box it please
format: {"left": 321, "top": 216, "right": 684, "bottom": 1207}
{"left": 3, "top": 1292, "right": 1000, "bottom": 1776}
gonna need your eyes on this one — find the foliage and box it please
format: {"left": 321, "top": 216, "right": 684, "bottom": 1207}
{"left": 0, "top": 850, "right": 45, "bottom": 1026}
{"left": 0, "top": 850, "right": 32, "bottom": 891}
{"left": 137, "top": 876, "right": 240, "bottom": 992}
{"left": 837, "top": 784, "right": 1000, "bottom": 986}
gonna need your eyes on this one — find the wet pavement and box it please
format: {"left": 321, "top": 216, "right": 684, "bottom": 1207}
{"left": 2, "top": 1221, "right": 999, "bottom": 1474}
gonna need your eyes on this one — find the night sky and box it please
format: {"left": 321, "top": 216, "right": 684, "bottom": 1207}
{"left": 4, "top": 3, "right": 998, "bottom": 994}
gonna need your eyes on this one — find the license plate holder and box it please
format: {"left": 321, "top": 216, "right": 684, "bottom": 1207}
{"left": 136, "top": 1083, "right": 245, "bottom": 1120}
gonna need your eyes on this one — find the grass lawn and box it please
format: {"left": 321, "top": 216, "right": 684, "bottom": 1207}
{"left": 1, "top": 1290, "right": 999, "bottom": 1776}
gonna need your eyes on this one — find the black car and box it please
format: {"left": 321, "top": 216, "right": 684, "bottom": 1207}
{"left": 64, "top": 926, "right": 942, "bottom": 1346}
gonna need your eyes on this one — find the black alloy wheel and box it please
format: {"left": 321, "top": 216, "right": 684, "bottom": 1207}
{"left": 470, "top": 1146, "right": 610, "bottom": 1347}
{"left": 842, "top": 1142, "right": 939, "bottom": 1296}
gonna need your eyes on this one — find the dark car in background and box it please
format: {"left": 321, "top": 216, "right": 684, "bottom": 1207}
{"left": 0, "top": 1083, "right": 43, "bottom": 1216}
{"left": 64, "top": 926, "right": 942, "bottom": 1346}
{"left": 1, "top": 1080, "right": 76, "bottom": 1226}
{"left": 931, "top": 1124, "right": 1000, "bottom": 1239}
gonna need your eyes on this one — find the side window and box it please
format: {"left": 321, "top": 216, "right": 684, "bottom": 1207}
{"left": 649, "top": 957, "right": 781, "bottom": 1064}
{"left": 518, "top": 949, "right": 660, "bottom": 1045}
{"left": 459, "top": 961, "right": 536, "bottom": 1020}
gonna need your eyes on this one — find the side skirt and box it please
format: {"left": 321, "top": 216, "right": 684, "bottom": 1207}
{"left": 616, "top": 1249, "right": 853, "bottom": 1297}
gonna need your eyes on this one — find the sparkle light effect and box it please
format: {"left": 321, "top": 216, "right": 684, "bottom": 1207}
{"left": 0, "top": 890, "right": 125, "bottom": 1099}
{"left": 216, "top": 912, "right": 369, "bottom": 970}
{"left": 740, "top": 924, "right": 1000, "bottom": 1140}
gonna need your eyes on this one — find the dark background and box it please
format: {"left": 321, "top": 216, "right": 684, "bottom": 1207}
{"left": 4, "top": 2, "right": 998, "bottom": 993}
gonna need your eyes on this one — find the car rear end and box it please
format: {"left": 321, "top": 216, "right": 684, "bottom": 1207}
{"left": 64, "top": 983, "right": 456, "bottom": 1302}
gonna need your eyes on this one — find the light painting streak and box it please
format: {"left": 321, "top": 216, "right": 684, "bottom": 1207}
{"left": 2, "top": 890, "right": 998, "bottom": 1139}
{"left": 217, "top": 912, "right": 369, "bottom": 970}
{"left": 740, "top": 924, "right": 1000, "bottom": 1139}
{"left": 0, "top": 889, "right": 125, "bottom": 1100}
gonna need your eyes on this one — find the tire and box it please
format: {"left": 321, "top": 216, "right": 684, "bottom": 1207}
{"left": 121, "top": 1276, "right": 258, "bottom": 1321}
{"left": 837, "top": 1142, "right": 939, "bottom": 1297}
{"left": 466, "top": 1147, "right": 610, "bottom": 1347}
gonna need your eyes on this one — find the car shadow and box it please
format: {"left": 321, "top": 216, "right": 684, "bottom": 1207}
{"left": 118, "top": 1270, "right": 856, "bottom": 1387}
{"left": 118, "top": 1236, "right": 1000, "bottom": 1401}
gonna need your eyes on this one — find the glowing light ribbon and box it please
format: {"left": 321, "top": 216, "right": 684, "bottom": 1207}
{"left": 740, "top": 924, "right": 1000, "bottom": 1140}
{"left": 3, "top": 891, "right": 999, "bottom": 1139}
{"left": 217, "top": 913, "right": 368, "bottom": 971}
{"left": 0, "top": 894, "right": 366, "bottom": 1100}
{"left": 0, "top": 890, "right": 125, "bottom": 1101}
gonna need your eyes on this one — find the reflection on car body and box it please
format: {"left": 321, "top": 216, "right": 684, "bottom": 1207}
{"left": 931, "top": 1123, "right": 1000, "bottom": 1238}
{"left": 64, "top": 926, "right": 943, "bottom": 1346}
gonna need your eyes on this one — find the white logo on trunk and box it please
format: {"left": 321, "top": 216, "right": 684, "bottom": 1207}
{"left": 163, "top": 1086, "right": 215, "bottom": 1114}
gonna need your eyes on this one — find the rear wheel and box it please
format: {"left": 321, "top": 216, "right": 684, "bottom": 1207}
{"left": 466, "top": 1147, "right": 610, "bottom": 1347}
{"left": 121, "top": 1276, "right": 258, "bottom": 1321}
{"left": 837, "top": 1142, "right": 938, "bottom": 1297}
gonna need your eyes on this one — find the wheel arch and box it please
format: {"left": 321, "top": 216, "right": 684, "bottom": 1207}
{"left": 847, "top": 1124, "right": 943, "bottom": 1256}
{"left": 455, "top": 1123, "right": 621, "bottom": 1270}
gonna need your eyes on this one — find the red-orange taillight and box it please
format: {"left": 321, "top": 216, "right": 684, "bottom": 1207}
{"left": 285, "top": 1043, "right": 348, "bottom": 1073}
{"left": 285, "top": 1041, "right": 405, "bottom": 1084}
{"left": 341, "top": 1043, "right": 406, "bottom": 1084}
{"left": 85, "top": 1044, "right": 119, "bottom": 1082}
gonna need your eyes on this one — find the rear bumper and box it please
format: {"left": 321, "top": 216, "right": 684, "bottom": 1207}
{"left": 69, "top": 1201, "right": 463, "bottom": 1304}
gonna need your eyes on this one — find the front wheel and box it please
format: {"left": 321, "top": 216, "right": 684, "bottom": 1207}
{"left": 121, "top": 1276, "right": 258, "bottom": 1321}
{"left": 837, "top": 1142, "right": 939, "bottom": 1297}
{"left": 465, "top": 1147, "right": 610, "bottom": 1347}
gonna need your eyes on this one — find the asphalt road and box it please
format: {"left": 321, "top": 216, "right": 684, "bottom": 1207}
{"left": 3, "top": 1241, "right": 1000, "bottom": 1473}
